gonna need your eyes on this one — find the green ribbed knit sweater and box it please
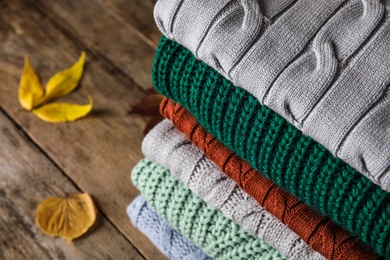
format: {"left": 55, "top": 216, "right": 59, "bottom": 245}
{"left": 131, "top": 159, "right": 284, "bottom": 260}
{"left": 152, "top": 36, "right": 390, "bottom": 258}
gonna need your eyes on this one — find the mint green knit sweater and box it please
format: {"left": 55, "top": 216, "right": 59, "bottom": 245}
{"left": 152, "top": 36, "right": 390, "bottom": 258}
{"left": 131, "top": 159, "right": 284, "bottom": 260}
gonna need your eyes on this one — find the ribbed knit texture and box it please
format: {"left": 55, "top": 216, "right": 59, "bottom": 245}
{"left": 154, "top": 1, "right": 390, "bottom": 189}
{"left": 143, "top": 119, "right": 325, "bottom": 260}
{"left": 160, "top": 101, "right": 379, "bottom": 260}
{"left": 152, "top": 37, "right": 390, "bottom": 258}
{"left": 127, "top": 195, "right": 213, "bottom": 260}
{"left": 131, "top": 159, "right": 285, "bottom": 260}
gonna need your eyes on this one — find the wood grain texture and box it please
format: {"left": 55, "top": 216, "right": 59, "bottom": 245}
{"left": 0, "top": 0, "right": 167, "bottom": 259}
{"left": 0, "top": 110, "right": 143, "bottom": 260}
{"left": 36, "top": 0, "right": 157, "bottom": 89}
{"left": 98, "top": 0, "right": 161, "bottom": 47}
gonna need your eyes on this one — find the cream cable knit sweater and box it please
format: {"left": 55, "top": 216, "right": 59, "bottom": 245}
{"left": 154, "top": 0, "right": 390, "bottom": 191}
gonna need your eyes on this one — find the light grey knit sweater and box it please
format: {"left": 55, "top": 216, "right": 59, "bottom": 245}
{"left": 142, "top": 119, "right": 325, "bottom": 260}
{"left": 154, "top": 0, "right": 390, "bottom": 191}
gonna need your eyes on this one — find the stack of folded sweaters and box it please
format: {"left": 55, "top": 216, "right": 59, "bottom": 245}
{"left": 127, "top": 1, "right": 390, "bottom": 259}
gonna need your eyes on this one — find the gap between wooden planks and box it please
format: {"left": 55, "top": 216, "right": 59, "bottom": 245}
{"left": 0, "top": 109, "right": 143, "bottom": 259}
{"left": 35, "top": 0, "right": 159, "bottom": 90}
{"left": 0, "top": 0, "right": 166, "bottom": 259}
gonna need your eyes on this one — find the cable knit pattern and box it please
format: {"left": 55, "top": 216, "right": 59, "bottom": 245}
{"left": 160, "top": 101, "right": 380, "bottom": 260}
{"left": 152, "top": 37, "right": 390, "bottom": 258}
{"left": 131, "top": 159, "right": 284, "bottom": 260}
{"left": 154, "top": 0, "right": 390, "bottom": 190}
{"left": 143, "top": 119, "right": 325, "bottom": 260}
{"left": 127, "top": 195, "right": 213, "bottom": 260}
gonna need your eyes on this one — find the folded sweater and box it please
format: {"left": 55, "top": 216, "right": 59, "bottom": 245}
{"left": 160, "top": 101, "right": 380, "bottom": 260}
{"left": 143, "top": 119, "right": 326, "bottom": 260}
{"left": 154, "top": 0, "right": 390, "bottom": 191}
{"left": 131, "top": 159, "right": 284, "bottom": 260}
{"left": 127, "top": 195, "right": 213, "bottom": 260}
{"left": 152, "top": 37, "right": 390, "bottom": 258}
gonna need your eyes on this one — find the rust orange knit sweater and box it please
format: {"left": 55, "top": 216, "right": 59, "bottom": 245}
{"left": 160, "top": 98, "right": 379, "bottom": 260}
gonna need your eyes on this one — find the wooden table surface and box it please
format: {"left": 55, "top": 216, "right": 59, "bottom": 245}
{"left": 0, "top": 0, "right": 168, "bottom": 259}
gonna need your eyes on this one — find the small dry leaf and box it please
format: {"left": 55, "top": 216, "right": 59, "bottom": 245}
{"left": 18, "top": 52, "right": 93, "bottom": 123}
{"left": 35, "top": 193, "right": 97, "bottom": 243}
{"left": 128, "top": 89, "right": 165, "bottom": 135}
{"left": 32, "top": 95, "right": 93, "bottom": 123}
{"left": 144, "top": 114, "right": 164, "bottom": 136}
{"left": 145, "top": 88, "right": 160, "bottom": 95}
{"left": 128, "top": 93, "right": 164, "bottom": 116}
{"left": 37, "top": 52, "right": 86, "bottom": 106}
{"left": 18, "top": 56, "right": 44, "bottom": 111}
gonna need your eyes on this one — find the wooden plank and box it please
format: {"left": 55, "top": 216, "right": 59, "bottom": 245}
{"left": 36, "top": 0, "right": 157, "bottom": 89}
{"left": 0, "top": 1, "right": 167, "bottom": 259}
{"left": 0, "top": 110, "right": 143, "bottom": 260}
{"left": 97, "top": 0, "right": 161, "bottom": 47}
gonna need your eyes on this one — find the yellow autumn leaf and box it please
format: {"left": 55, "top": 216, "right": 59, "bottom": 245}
{"left": 37, "top": 52, "right": 86, "bottom": 105}
{"left": 32, "top": 95, "right": 93, "bottom": 123}
{"left": 35, "top": 193, "right": 97, "bottom": 242}
{"left": 18, "top": 56, "right": 44, "bottom": 110}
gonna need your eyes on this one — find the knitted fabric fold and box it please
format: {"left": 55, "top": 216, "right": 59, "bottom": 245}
{"left": 143, "top": 119, "right": 325, "bottom": 260}
{"left": 152, "top": 37, "right": 390, "bottom": 258}
{"left": 127, "top": 195, "right": 213, "bottom": 260}
{"left": 131, "top": 159, "right": 284, "bottom": 260}
{"left": 154, "top": 1, "right": 390, "bottom": 190}
{"left": 159, "top": 100, "right": 379, "bottom": 260}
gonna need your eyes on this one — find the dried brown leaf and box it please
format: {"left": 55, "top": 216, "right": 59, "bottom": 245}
{"left": 143, "top": 114, "right": 164, "bottom": 136}
{"left": 144, "top": 88, "right": 160, "bottom": 95}
{"left": 128, "top": 93, "right": 164, "bottom": 117}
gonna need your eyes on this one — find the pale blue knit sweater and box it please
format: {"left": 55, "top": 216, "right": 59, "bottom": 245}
{"left": 127, "top": 195, "right": 213, "bottom": 260}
